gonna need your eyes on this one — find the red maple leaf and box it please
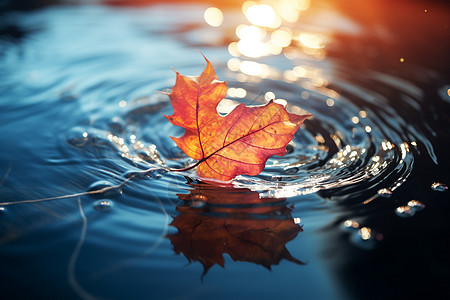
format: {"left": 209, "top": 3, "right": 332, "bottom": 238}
{"left": 165, "top": 56, "right": 312, "bottom": 181}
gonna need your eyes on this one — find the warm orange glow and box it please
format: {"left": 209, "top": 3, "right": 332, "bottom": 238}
{"left": 359, "top": 227, "right": 372, "bottom": 240}
{"left": 359, "top": 110, "right": 367, "bottom": 118}
{"left": 227, "top": 58, "right": 241, "bottom": 71}
{"left": 271, "top": 28, "right": 292, "bottom": 47}
{"left": 204, "top": 7, "right": 223, "bottom": 27}
{"left": 237, "top": 40, "right": 269, "bottom": 58}
{"left": 245, "top": 4, "right": 281, "bottom": 28}
{"left": 240, "top": 60, "right": 269, "bottom": 76}
{"left": 166, "top": 58, "right": 311, "bottom": 181}
{"left": 298, "top": 32, "right": 327, "bottom": 49}
{"left": 236, "top": 24, "right": 266, "bottom": 41}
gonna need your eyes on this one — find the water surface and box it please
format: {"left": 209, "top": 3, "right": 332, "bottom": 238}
{"left": 1, "top": 0, "right": 450, "bottom": 299}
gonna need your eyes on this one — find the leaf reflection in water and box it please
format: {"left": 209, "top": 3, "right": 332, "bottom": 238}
{"left": 168, "top": 183, "right": 304, "bottom": 277}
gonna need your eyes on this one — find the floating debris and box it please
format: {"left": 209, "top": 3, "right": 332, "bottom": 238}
{"left": 407, "top": 200, "right": 425, "bottom": 211}
{"left": 431, "top": 182, "right": 448, "bottom": 192}
{"left": 377, "top": 188, "right": 393, "bottom": 197}
{"left": 350, "top": 226, "right": 383, "bottom": 250}
{"left": 395, "top": 206, "right": 415, "bottom": 218}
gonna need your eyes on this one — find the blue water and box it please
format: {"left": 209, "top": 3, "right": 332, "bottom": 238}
{"left": 1, "top": 1, "right": 450, "bottom": 299}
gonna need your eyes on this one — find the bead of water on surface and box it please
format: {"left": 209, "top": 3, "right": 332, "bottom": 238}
{"left": 431, "top": 182, "right": 448, "bottom": 192}
{"left": 94, "top": 200, "right": 113, "bottom": 211}
{"left": 350, "top": 226, "right": 382, "bottom": 250}
{"left": 67, "top": 127, "right": 89, "bottom": 147}
{"left": 342, "top": 219, "right": 360, "bottom": 232}
{"left": 284, "top": 167, "right": 299, "bottom": 175}
{"left": 377, "top": 188, "right": 393, "bottom": 197}
{"left": 271, "top": 175, "right": 283, "bottom": 181}
{"left": 123, "top": 170, "right": 148, "bottom": 179}
{"left": 136, "top": 150, "right": 153, "bottom": 162}
{"left": 286, "top": 142, "right": 295, "bottom": 153}
{"left": 0, "top": 207, "right": 5, "bottom": 214}
{"left": 395, "top": 205, "right": 415, "bottom": 218}
{"left": 189, "top": 200, "right": 206, "bottom": 208}
{"left": 407, "top": 200, "right": 425, "bottom": 211}
{"left": 108, "top": 117, "right": 125, "bottom": 133}
{"left": 88, "top": 180, "right": 120, "bottom": 197}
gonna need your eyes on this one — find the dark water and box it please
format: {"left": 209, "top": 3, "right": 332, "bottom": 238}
{"left": 1, "top": 0, "right": 450, "bottom": 299}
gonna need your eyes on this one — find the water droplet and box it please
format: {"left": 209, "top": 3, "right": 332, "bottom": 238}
{"left": 123, "top": 171, "right": 147, "bottom": 179}
{"left": 88, "top": 180, "right": 120, "bottom": 197}
{"left": 342, "top": 219, "right": 360, "bottom": 232}
{"left": 192, "top": 194, "right": 207, "bottom": 202}
{"left": 271, "top": 176, "right": 283, "bottom": 181}
{"left": 377, "top": 188, "right": 392, "bottom": 197}
{"left": 407, "top": 200, "right": 425, "bottom": 211}
{"left": 284, "top": 167, "right": 299, "bottom": 175}
{"left": 350, "top": 226, "right": 382, "bottom": 250}
{"left": 189, "top": 200, "right": 206, "bottom": 208}
{"left": 109, "top": 117, "right": 125, "bottom": 133}
{"left": 67, "top": 127, "right": 89, "bottom": 147}
{"left": 344, "top": 219, "right": 360, "bottom": 229}
{"left": 94, "top": 200, "right": 113, "bottom": 211}
{"left": 155, "top": 174, "right": 162, "bottom": 179}
{"left": 431, "top": 182, "right": 448, "bottom": 192}
{"left": 286, "top": 142, "right": 295, "bottom": 153}
{"left": 395, "top": 206, "right": 415, "bottom": 218}
{"left": 0, "top": 207, "right": 6, "bottom": 214}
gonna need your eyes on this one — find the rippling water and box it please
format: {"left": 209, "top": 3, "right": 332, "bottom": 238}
{"left": 1, "top": 1, "right": 450, "bottom": 299}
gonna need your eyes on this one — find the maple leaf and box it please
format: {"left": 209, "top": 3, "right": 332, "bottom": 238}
{"left": 165, "top": 56, "right": 312, "bottom": 181}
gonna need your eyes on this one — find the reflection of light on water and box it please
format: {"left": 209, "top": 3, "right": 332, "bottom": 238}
{"left": 381, "top": 140, "right": 394, "bottom": 151}
{"left": 229, "top": 0, "right": 319, "bottom": 59}
{"left": 326, "top": 98, "right": 334, "bottom": 106}
{"left": 236, "top": 24, "right": 266, "bottom": 40}
{"left": 276, "top": 0, "right": 310, "bottom": 22}
{"left": 274, "top": 99, "right": 287, "bottom": 107}
{"left": 217, "top": 99, "right": 240, "bottom": 114}
{"left": 204, "top": 7, "right": 223, "bottom": 27}
{"left": 227, "top": 58, "right": 241, "bottom": 71}
{"left": 244, "top": 3, "right": 281, "bottom": 28}
{"left": 298, "top": 32, "right": 327, "bottom": 49}
{"left": 240, "top": 60, "right": 270, "bottom": 77}
{"left": 359, "top": 110, "right": 367, "bottom": 118}
{"left": 271, "top": 28, "right": 292, "bottom": 47}
{"left": 344, "top": 219, "right": 360, "bottom": 229}
{"left": 238, "top": 39, "right": 269, "bottom": 58}
{"left": 227, "top": 87, "right": 247, "bottom": 98}
{"left": 265, "top": 91, "right": 275, "bottom": 100}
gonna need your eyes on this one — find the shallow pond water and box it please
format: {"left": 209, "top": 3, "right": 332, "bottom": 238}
{"left": 1, "top": 0, "right": 450, "bottom": 299}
